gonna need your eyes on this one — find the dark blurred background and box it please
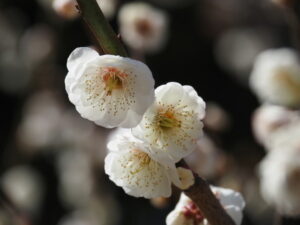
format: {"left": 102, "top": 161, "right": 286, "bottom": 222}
{"left": 0, "top": 0, "right": 298, "bottom": 225}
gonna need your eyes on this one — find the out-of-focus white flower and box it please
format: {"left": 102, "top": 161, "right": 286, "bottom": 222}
{"left": 250, "top": 48, "right": 300, "bottom": 107}
{"left": 203, "top": 102, "right": 230, "bottom": 132}
{"left": 259, "top": 123, "right": 300, "bottom": 216}
{"left": 96, "top": 0, "right": 118, "bottom": 19}
{"left": 17, "top": 91, "right": 65, "bottom": 151}
{"left": 166, "top": 186, "right": 245, "bottom": 225}
{"left": 252, "top": 104, "right": 299, "bottom": 146}
{"left": 105, "top": 128, "right": 183, "bottom": 198}
{"left": 215, "top": 28, "right": 275, "bottom": 83}
{"left": 132, "top": 82, "right": 205, "bottom": 162}
{"left": 266, "top": 119, "right": 300, "bottom": 150}
{"left": 58, "top": 196, "right": 120, "bottom": 225}
{"left": 65, "top": 47, "right": 155, "bottom": 128}
{"left": 19, "top": 24, "right": 56, "bottom": 70}
{"left": 52, "top": 0, "right": 78, "bottom": 19}
{"left": 185, "top": 135, "right": 226, "bottom": 179}
{"left": 118, "top": 2, "right": 168, "bottom": 53}
{"left": 1, "top": 166, "right": 44, "bottom": 213}
{"left": 57, "top": 149, "right": 94, "bottom": 207}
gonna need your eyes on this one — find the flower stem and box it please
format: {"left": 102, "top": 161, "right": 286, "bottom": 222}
{"left": 179, "top": 160, "right": 235, "bottom": 225}
{"left": 76, "top": 0, "right": 128, "bottom": 57}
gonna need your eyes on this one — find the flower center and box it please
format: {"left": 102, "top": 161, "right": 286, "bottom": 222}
{"left": 157, "top": 110, "right": 181, "bottom": 129}
{"left": 276, "top": 68, "right": 300, "bottom": 100}
{"left": 129, "top": 149, "right": 152, "bottom": 175}
{"left": 182, "top": 201, "right": 204, "bottom": 225}
{"left": 135, "top": 19, "right": 153, "bottom": 37}
{"left": 103, "top": 67, "right": 128, "bottom": 95}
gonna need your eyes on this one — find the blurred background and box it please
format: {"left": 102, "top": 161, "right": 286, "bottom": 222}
{"left": 0, "top": 0, "right": 299, "bottom": 225}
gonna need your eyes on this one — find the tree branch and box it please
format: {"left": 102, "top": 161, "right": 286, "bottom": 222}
{"left": 76, "top": 0, "right": 128, "bottom": 56}
{"left": 184, "top": 175, "right": 235, "bottom": 225}
{"left": 178, "top": 160, "right": 235, "bottom": 225}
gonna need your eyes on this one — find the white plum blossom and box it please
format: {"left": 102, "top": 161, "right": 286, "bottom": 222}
{"left": 250, "top": 48, "right": 300, "bottom": 107}
{"left": 52, "top": 0, "right": 78, "bottom": 19}
{"left": 105, "top": 128, "right": 183, "bottom": 199}
{"left": 65, "top": 47, "right": 155, "bottom": 128}
{"left": 96, "top": 0, "right": 118, "bottom": 19}
{"left": 259, "top": 121, "right": 300, "bottom": 216}
{"left": 166, "top": 186, "right": 245, "bottom": 225}
{"left": 252, "top": 104, "right": 299, "bottom": 146}
{"left": 118, "top": 2, "right": 169, "bottom": 53}
{"left": 132, "top": 82, "right": 206, "bottom": 162}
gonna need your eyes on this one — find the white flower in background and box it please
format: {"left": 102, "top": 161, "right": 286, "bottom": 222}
{"left": 56, "top": 149, "right": 94, "bottom": 207}
{"left": 166, "top": 186, "right": 245, "bottom": 225}
{"left": 118, "top": 2, "right": 168, "bottom": 53}
{"left": 252, "top": 104, "right": 299, "bottom": 146}
{"left": 132, "top": 82, "right": 206, "bottom": 162}
{"left": 105, "top": 128, "right": 184, "bottom": 198}
{"left": 259, "top": 123, "right": 300, "bottom": 216}
{"left": 1, "top": 166, "right": 44, "bottom": 213}
{"left": 58, "top": 196, "right": 120, "bottom": 225}
{"left": 96, "top": 0, "right": 118, "bottom": 19}
{"left": 58, "top": 111, "right": 110, "bottom": 165}
{"left": 215, "top": 28, "right": 275, "bottom": 84}
{"left": 17, "top": 91, "right": 65, "bottom": 151}
{"left": 203, "top": 102, "right": 230, "bottom": 132}
{"left": 19, "top": 24, "right": 56, "bottom": 70}
{"left": 250, "top": 48, "right": 300, "bottom": 107}
{"left": 265, "top": 119, "right": 300, "bottom": 151}
{"left": 52, "top": 0, "right": 78, "bottom": 19}
{"left": 185, "top": 135, "right": 226, "bottom": 179}
{"left": 65, "top": 47, "right": 155, "bottom": 128}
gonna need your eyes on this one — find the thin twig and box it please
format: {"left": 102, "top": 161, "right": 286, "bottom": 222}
{"left": 76, "top": 0, "right": 128, "bottom": 56}
{"left": 178, "top": 160, "right": 235, "bottom": 225}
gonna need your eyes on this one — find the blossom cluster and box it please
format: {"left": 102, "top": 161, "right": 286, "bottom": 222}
{"left": 166, "top": 186, "right": 245, "bottom": 225}
{"left": 250, "top": 48, "right": 300, "bottom": 216}
{"left": 65, "top": 47, "right": 206, "bottom": 199}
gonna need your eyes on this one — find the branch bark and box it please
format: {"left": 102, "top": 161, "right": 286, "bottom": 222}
{"left": 76, "top": 0, "right": 128, "bottom": 56}
{"left": 184, "top": 175, "right": 235, "bottom": 225}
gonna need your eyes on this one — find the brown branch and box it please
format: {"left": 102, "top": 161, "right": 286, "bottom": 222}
{"left": 184, "top": 175, "right": 235, "bottom": 225}
{"left": 177, "top": 160, "right": 235, "bottom": 225}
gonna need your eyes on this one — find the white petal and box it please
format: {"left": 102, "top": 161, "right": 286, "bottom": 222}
{"left": 224, "top": 206, "right": 243, "bottom": 225}
{"left": 211, "top": 186, "right": 246, "bottom": 209}
{"left": 66, "top": 47, "right": 98, "bottom": 72}
{"left": 105, "top": 150, "right": 172, "bottom": 198}
{"left": 166, "top": 211, "right": 193, "bottom": 225}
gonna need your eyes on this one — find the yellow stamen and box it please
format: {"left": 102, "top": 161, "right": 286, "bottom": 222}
{"left": 157, "top": 110, "right": 181, "bottom": 129}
